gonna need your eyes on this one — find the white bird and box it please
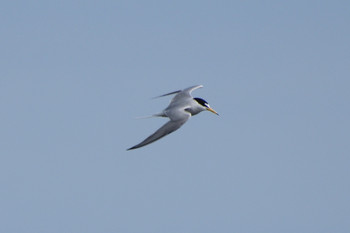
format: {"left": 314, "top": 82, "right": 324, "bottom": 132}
{"left": 127, "top": 85, "right": 218, "bottom": 150}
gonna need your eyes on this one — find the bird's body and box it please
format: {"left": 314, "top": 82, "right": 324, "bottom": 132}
{"left": 127, "top": 85, "right": 218, "bottom": 150}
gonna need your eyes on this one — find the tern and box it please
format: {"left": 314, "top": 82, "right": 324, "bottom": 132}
{"left": 127, "top": 85, "right": 218, "bottom": 150}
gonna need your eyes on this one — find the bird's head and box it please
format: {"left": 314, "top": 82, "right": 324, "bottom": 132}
{"left": 194, "top": 98, "right": 219, "bottom": 115}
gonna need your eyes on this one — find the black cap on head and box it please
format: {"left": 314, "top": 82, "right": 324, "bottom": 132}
{"left": 194, "top": 97, "right": 209, "bottom": 107}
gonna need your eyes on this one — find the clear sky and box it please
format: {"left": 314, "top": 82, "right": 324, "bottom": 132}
{"left": 1, "top": 1, "right": 350, "bottom": 233}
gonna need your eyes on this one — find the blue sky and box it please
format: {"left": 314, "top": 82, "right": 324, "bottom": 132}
{"left": 1, "top": 1, "right": 350, "bottom": 233}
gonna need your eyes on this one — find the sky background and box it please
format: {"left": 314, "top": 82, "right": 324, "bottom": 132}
{"left": 1, "top": 1, "right": 350, "bottom": 233}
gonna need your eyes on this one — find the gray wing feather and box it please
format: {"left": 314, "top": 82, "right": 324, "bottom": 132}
{"left": 153, "top": 85, "right": 203, "bottom": 100}
{"left": 169, "top": 85, "right": 203, "bottom": 104}
{"left": 127, "top": 117, "right": 189, "bottom": 150}
{"left": 153, "top": 90, "right": 181, "bottom": 99}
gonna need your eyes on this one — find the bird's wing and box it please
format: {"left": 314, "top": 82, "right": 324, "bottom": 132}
{"left": 154, "top": 85, "right": 203, "bottom": 101}
{"left": 153, "top": 90, "right": 181, "bottom": 98}
{"left": 127, "top": 116, "right": 190, "bottom": 150}
{"left": 169, "top": 85, "right": 203, "bottom": 104}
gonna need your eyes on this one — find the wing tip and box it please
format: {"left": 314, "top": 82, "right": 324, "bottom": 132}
{"left": 127, "top": 145, "right": 138, "bottom": 151}
{"left": 190, "top": 84, "right": 204, "bottom": 91}
{"left": 153, "top": 90, "right": 181, "bottom": 99}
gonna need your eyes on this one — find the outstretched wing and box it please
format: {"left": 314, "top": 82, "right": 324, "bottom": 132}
{"left": 153, "top": 90, "right": 181, "bottom": 98}
{"left": 154, "top": 85, "right": 203, "bottom": 101}
{"left": 127, "top": 116, "right": 190, "bottom": 150}
{"left": 169, "top": 85, "right": 203, "bottom": 104}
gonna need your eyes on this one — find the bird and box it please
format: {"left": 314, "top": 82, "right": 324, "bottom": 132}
{"left": 127, "top": 85, "right": 218, "bottom": 150}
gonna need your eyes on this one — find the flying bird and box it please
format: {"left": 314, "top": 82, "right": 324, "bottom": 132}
{"left": 127, "top": 85, "right": 218, "bottom": 150}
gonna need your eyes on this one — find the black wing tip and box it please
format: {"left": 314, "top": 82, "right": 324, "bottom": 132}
{"left": 127, "top": 146, "right": 137, "bottom": 151}
{"left": 127, "top": 144, "right": 144, "bottom": 150}
{"left": 153, "top": 90, "right": 181, "bottom": 99}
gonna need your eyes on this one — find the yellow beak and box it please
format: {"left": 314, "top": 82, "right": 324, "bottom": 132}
{"left": 207, "top": 107, "right": 219, "bottom": 115}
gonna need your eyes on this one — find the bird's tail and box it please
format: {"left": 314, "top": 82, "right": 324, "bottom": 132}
{"left": 134, "top": 112, "right": 166, "bottom": 119}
